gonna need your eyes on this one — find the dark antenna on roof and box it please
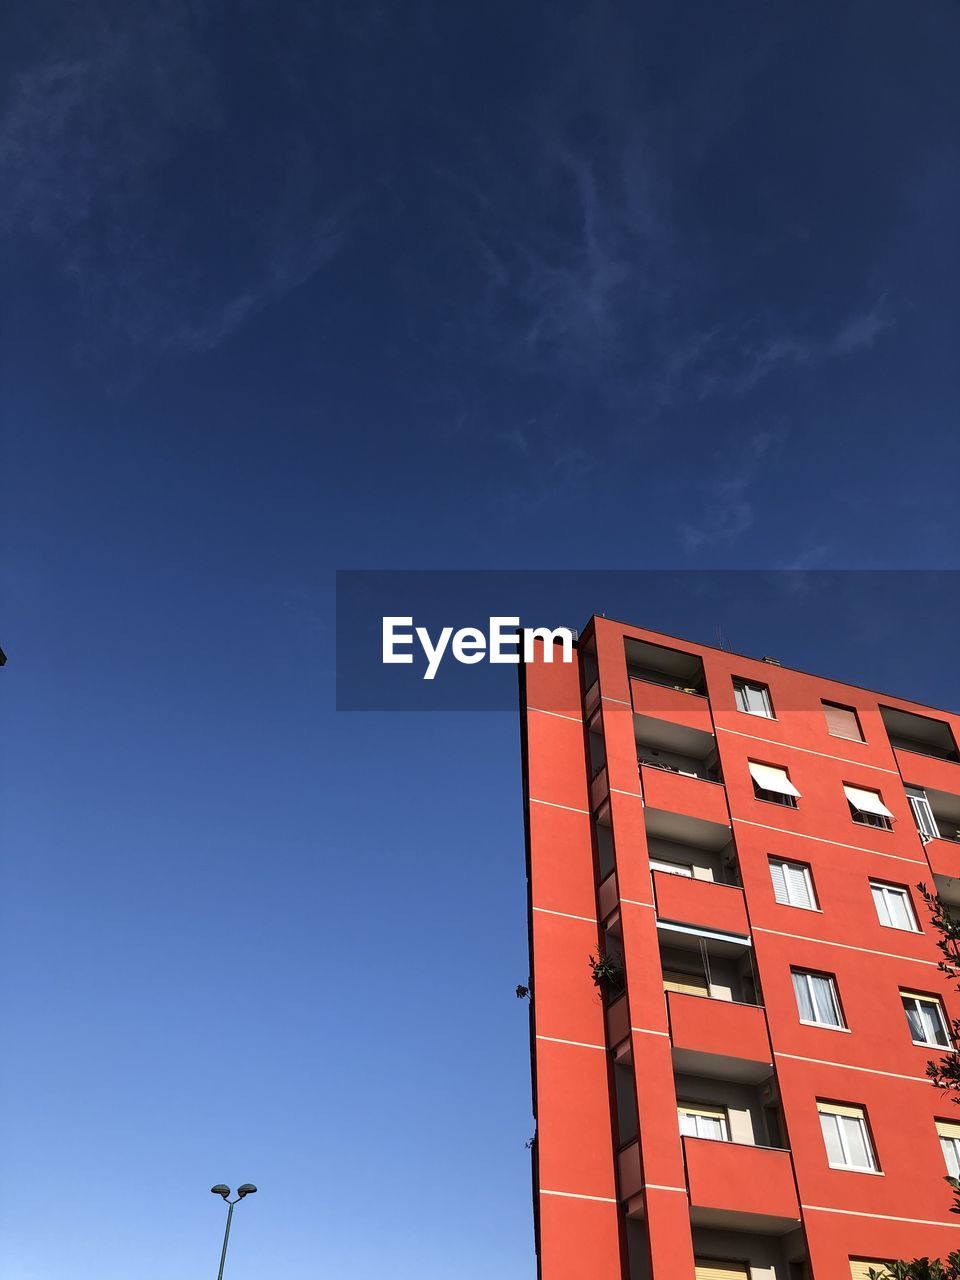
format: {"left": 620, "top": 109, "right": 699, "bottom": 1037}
{"left": 715, "top": 624, "right": 731, "bottom": 652}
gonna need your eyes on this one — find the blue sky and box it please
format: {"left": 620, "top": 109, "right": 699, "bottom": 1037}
{"left": 2, "top": 2, "right": 960, "bottom": 1277}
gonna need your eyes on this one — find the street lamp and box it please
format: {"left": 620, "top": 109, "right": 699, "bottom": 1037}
{"left": 210, "top": 1184, "right": 257, "bottom": 1279}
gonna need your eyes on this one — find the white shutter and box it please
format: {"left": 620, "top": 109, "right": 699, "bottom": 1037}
{"left": 749, "top": 762, "right": 801, "bottom": 797}
{"left": 843, "top": 785, "right": 894, "bottom": 819}
{"left": 785, "top": 862, "right": 813, "bottom": 908}
{"left": 770, "top": 860, "right": 789, "bottom": 904}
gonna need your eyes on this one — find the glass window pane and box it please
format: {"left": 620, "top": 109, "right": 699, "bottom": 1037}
{"left": 820, "top": 1113, "right": 845, "bottom": 1165}
{"left": 841, "top": 1116, "right": 872, "bottom": 1169}
{"left": 699, "top": 1115, "right": 725, "bottom": 1140}
{"left": 678, "top": 1111, "right": 698, "bottom": 1137}
{"left": 747, "top": 686, "right": 769, "bottom": 716}
{"left": 904, "top": 999, "right": 925, "bottom": 1041}
{"left": 734, "top": 683, "right": 749, "bottom": 712}
{"left": 922, "top": 1003, "right": 949, "bottom": 1047}
{"left": 886, "top": 890, "right": 910, "bottom": 930}
{"left": 942, "top": 1136, "right": 960, "bottom": 1179}
{"left": 811, "top": 975, "right": 840, "bottom": 1026}
{"left": 871, "top": 884, "right": 890, "bottom": 926}
{"left": 793, "top": 972, "right": 815, "bottom": 1021}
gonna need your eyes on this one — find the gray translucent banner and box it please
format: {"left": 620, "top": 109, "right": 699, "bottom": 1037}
{"left": 335, "top": 570, "right": 960, "bottom": 712}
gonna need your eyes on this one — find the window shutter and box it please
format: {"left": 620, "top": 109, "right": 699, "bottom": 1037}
{"left": 785, "top": 862, "right": 812, "bottom": 908}
{"left": 679, "top": 1103, "right": 727, "bottom": 1121}
{"left": 937, "top": 1120, "right": 960, "bottom": 1141}
{"left": 843, "top": 785, "right": 894, "bottom": 819}
{"left": 695, "top": 1262, "right": 749, "bottom": 1280}
{"left": 849, "top": 1262, "right": 889, "bottom": 1280}
{"left": 823, "top": 701, "right": 864, "bottom": 741}
{"left": 749, "top": 761, "right": 801, "bottom": 797}
{"left": 770, "top": 860, "right": 788, "bottom": 903}
{"left": 818, "top": 1101, "right": 865, "bottom": 1119}
{"left": 663, "top": 969, "right": 709, "bottom": 996}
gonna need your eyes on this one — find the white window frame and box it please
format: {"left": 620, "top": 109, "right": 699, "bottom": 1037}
{"left": 818, "top": 1106, "right": 877, "bottom": 1172}
{"left": 938, "top": 1123, "right": 960, "bottom": 1179}
{"left": 907, "top": 787, "right": 940, "bottom": 841}
{"left": 870, "top": 881, "right": 920, "bottom": 932}
{"left": 901, "top": 991, "right": 951, "bottom": 1048}
{"left": 650, "top": 857, "right": 693, "bottom": 877}
{"left": 733, "top": 678, "right": 774, "bottom": 719}
{"left": 770, "top": 857, "right": 817, "bottom": 910}
{"left": 678, "top": 1102, "right": 729, "bottom": 1142}
{"left": 792, "top": 969, "right": 844, "bottom": 1028}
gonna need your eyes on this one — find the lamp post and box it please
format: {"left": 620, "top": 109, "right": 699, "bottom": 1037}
{"left": 210, "top": 1184, "right": 257, "bottom": 1279}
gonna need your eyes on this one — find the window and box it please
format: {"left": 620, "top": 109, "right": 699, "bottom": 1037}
{"left": 770, "top": 857, "right": 817, "bottom": 910}
{"left": 793, "top": 969, "right": 844, "bottom": 1028}
{"left": 650, "top": 857, "right": 693, "bottom": 877}
{"left": 749, "top": 761, "right": 801, "bottom": 808}
{"left": 663, "top": 968, "right": 709, "bottom": 996}
{"left": 870, "top": 881, "right": 919, "bottom": 932}
{"left": 817, "top": 1101, "right": 877, "bottom": 1171}
{"left": 937, "top": 1120, "right": 960, "bottom": 1178}
{"left": 844, "top": 784, "right": 894, "bottom": 831}
{"left": 850, "top": 1262, "right": 891, "bottom": 1280}
{"left": 695, "top": 1262, "right": 749, "bottom": 1280}
{"left": 678, "top": 1102, "right": 729, "bottom": 1141}
{"left": 733, "top": 678, "right": 774, "bottom": 718}
{"left": 901, "top": 991, "right": 951, "bottom": 1048}
{"left": 823, "top": 701, "right": 864, "bottom": 742}
{"left": 906, "top": 787, "right": 940, "bottom": 841}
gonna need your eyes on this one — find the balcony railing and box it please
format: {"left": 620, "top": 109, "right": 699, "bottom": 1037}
{"left": 640, "top": 764, "right": 731, "bottom": 848}
{"left": 653, "top": 871, "right": 748, "bottom": 938}
{"left": 631, "top": 677, "right": 714, "bottom": 738}
{"left": 683, "top": 1135, "right": 800, "bottom": 1232}
{"left": 667, "top": 990, "right": 772, "bottom": 1082}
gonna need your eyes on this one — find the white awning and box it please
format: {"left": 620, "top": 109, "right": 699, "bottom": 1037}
{"left": 748, "top": 761, "right": 801, "bottom": 797}
{"left": 843, "top": 784, "right": 894, "bottom": 819}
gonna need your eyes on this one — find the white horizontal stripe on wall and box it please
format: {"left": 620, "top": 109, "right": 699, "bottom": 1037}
{"left": 527, "top": 706, "right": 584, "bottom": 723}
{"left": 753, "top": 926, "right": 938, "bottom": 966}
{"left": 539, "top": 1189, "right": 617, "bottom": 1203}
{"left": 718, "top": 725, "right": 898, "bottom": 773}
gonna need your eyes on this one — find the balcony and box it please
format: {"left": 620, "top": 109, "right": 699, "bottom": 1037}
{"left": 625, "top": 636, "right": 706, "bottom": 697}
{"left": 896, "top": 749, "right": 960, "bottom": 800}
{"left": 653, "top": 871, "right": 748, "bottom": 938}
{"left": 882, "top": 705, "right": 959, "bottom": 764}
{"left": 641, "top": 765, "right": 731, "bottom": 850}
{"left": 590, "top": 762, "right": 609, "bottom": 810}
{"left": 606, "top": 993, "right": 631, "bottom": 1062}
{"left": 667, "top": 991, "right": 773, "bottom": 1083}
{"left": 631, "top": 677, "right": 714, "bottom": 744}
{"left": 617, "top": 1139, "right": 644, "bottom": 1216}
{"left": 683, "top": 1136, "right": 800, "bottom": 1233}
{"left": 925, "top": 838, "right": 960, "bottom": 906}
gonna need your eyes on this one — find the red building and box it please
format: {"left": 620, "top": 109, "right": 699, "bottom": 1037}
{"left": 519, "top": 617, "right": 960, "bottom": 1280}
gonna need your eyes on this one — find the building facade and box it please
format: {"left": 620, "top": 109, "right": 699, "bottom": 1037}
{"left": 519, "top": 617, "right": 960, "bottom": 1280}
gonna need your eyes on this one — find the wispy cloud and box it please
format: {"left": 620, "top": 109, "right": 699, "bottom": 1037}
{"left": 0, "top": 2, "right": 348, "bottom": 360}
{"left": 681, "top": 425, "right": 788, "bottom": 550}
{"left": 657, "top": 296, "right": 894, "bottom": 404}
